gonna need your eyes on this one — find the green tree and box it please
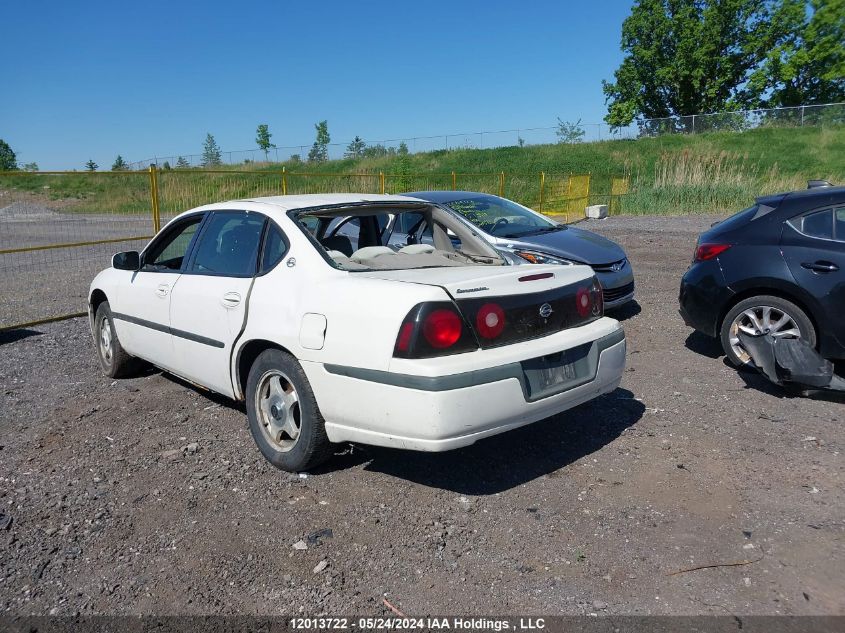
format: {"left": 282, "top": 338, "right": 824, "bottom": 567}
{"left": 345, "top": 135, "right": 366, "bottom": 158}
{"left": 176, "top": 156, "right": 190, "bottom": 169}
{"left": 748, "top": 0, "right": 845, "bottom": 106}
{"left": 397, "top": 141, "right": 409, "bottom": 155}
{"left": 255, "top": 124, "right": 276, "bottom": 160}
{"left": 0, "top": 139, "right": 17, "bottom": 170}
{"left": 307, "top": 120, "right": 330, "bottom": 163}
{"left": 162, "top": 160, "right": 171, "bottom": 170}
{"left": 201, "top": 133, "right": 223, "bottom": 167}
{"left": 111, "top": 154, "right": 127, "bottom": 171}
{"left": 556, "top": 118, "right": 586, "bottom": 143}
{"left": 602, "top": 0, "right": 789, "bottom": 127}
{"left": 22, "top": 162, "right": 38, "bottom": 172}
{"left": 85, "top": 159, "right": 98, "bottom": 171}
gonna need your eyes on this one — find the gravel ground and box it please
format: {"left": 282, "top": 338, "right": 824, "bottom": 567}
{"left": 1, "top": 214, "right": 843, "bottom": 617}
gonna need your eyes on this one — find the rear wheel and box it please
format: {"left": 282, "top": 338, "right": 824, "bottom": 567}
{"left": 94, "top": 302, "right": 141, "bottom": 378}
{"left": 720, "top": 295, "right": 816, "bottom": 366}
{"left": 245, "top": 349, "right": 333, "bottom": 472}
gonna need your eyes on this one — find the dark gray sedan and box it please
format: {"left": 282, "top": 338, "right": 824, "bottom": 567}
{"left": 401, "top": 191, "right": 635, "bottom": 309}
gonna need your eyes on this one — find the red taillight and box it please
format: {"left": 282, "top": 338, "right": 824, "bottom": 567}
{"left": 695, "top": 243, "right": 731, "bottom": 261}
{"left": 395, "top": 322, "right": 414, "bottom": 353}
{"left": 475, "top": 302, "right": 505, "bottom": 339}
{"left": 422, "top": 309, "right": 463, "bottom": 349}
{"left": 575, "top": 287, "right": 592, "bottom": 317}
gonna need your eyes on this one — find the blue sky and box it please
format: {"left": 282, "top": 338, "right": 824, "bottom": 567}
{"left": 2, "top": 0, "right": 633, "bottom": 170}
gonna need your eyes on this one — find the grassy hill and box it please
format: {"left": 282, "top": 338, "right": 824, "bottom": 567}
{"left": 2, "top": 125, "right": 843, "bottom": 217}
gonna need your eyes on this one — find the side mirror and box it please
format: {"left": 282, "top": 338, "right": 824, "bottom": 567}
{"left": 112, "top": 250, "right": 141, "bottom": 271}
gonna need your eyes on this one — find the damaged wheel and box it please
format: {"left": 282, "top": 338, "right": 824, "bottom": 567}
{"left": 721, "top": 295, "right": 816, "bottom": 367}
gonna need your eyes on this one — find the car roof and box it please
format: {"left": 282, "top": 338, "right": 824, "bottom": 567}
{"left": 757, "top": 185, "right": 845, "bottom": 207}
{"left": 193, "top": 193, "right": 427, "bottom": 216}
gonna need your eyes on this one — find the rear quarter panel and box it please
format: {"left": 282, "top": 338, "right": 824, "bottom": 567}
{"left": 237, "top": 263, "right": 450, "bottom": 374}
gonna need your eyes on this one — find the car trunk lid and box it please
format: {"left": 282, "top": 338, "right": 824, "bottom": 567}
{"left": 359, "top": 265, "right": 603, "bottom": 349}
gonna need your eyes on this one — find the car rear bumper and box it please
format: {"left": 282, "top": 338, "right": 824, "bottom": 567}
{"left": 303, "top": 327, "right": 625, "bottom": 451}
{"left": 678, "top": 261, "right": 732, "bottom": 337}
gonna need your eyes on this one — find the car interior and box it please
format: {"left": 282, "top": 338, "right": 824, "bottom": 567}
{"left": 293, "top": 203, "right": 506, "bottom": 271}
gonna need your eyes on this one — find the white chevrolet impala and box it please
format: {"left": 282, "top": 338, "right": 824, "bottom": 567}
{"left": 89, "top": 194, "right": 626, "bottom": 471}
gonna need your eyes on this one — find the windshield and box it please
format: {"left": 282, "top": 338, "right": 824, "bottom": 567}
{"left": 443, "top": 195, "right": 561, "bottom": 238}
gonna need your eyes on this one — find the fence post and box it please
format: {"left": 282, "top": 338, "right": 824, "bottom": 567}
{"left": 148, "top": 165, "right": 161, "bottom": 233}
{"left": 585, "top": 172, "right": 591, "bottom": 210}
{"left": 499, "top": 171, "right": 505, "bottom": 197}
{"left": 801, "top": 106, "right": 805, "bottom": 126}
{"left": 539, "top": 171, "right": 545, "bottom": 212}
{"left": 281, "top": 166, "right": 288, "bottom": 195}
{"left": 451, "top": 171, "right": 456, "bottom": 191}
{"left": 379, "top": 172, "right": 385, "bottom": 194}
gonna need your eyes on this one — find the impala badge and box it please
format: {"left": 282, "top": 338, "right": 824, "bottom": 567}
{"left": 539, "top": 303, "right": 553, "bottom": 318}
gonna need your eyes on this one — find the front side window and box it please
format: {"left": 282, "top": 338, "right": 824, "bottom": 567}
{"left": 143, "top": 215, "right": 203, "bottom": 271}
{"left": 443, "top": 195, "right": 559, "bottom": 238}
{"left": 190, "top": 212, "right": 265, "bottom": 276}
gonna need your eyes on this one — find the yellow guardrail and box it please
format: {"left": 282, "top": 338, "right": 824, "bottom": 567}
{"left": 0, "top": 168, "right": 629, "bottom": 331}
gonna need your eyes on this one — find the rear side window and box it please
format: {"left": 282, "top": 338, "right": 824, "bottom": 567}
{"left": 190, "top": 212, "right": 265, "bottom": 276}
{"left": 790, "top": 208, "right": 834, "bottom": 240}
{"left": 836, "top": 208, "right": 845, "bottom": 241}
{"left": 802, "top": 209, "right": 833, "bottom": 239}
{"left": 260, "top": 221, "right": 288, "bottom": 272}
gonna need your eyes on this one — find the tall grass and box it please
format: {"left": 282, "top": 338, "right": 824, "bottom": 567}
{"left": 1, "top": 125, "right": 842, "bottom": 217}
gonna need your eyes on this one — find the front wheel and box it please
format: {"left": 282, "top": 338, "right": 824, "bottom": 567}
{"left": 94, "top": 301, "right": 141, "bottom": 378}
{"left": 720, "top": 295, "right": 816, "bottom": 367}
{"left": 245, "top": 349, "right": 334, "bottom": 472}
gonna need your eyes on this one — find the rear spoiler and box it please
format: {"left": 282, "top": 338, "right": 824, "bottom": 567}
{"left": 807, "top": 180, "right": 834, "bottom": 189}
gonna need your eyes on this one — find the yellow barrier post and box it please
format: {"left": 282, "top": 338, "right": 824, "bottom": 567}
{"left": 281, "top": 166, "right": 288, "bottom": 195}
{"left": 539, "top": 172, "right": 545, "bottom": 212}
{"left": 451, "top": 171, "right": 456, "bottom": 191}
{"left": 379, "top": 172, "right": 385, "bottom": 194}
{"left": 585, "top": 171, "right": 591, "bottom": 208}
{"left": 499, "top": 172, "right": 505, "bottom": 198}
{"left": 148, "top": 165, "right": 161, "bottom": 233}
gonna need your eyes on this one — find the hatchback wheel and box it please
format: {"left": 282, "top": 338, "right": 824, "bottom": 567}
{"left": 245, "top": 349, "right": 333, "bottom": 472}
{"left": 720, "top": 295, "right": 816, "bottom": 366}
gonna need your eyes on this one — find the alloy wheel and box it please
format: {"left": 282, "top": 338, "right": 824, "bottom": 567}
{"left": 255, "top": 370, "right": 301, "bottom": 452}
{"left": 729, "top": 305, "right": 801, "bottom": 364}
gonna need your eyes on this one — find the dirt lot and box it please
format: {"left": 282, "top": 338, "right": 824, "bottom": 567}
{"left": 1, "top": 214, "right": 843, "bottom": 617}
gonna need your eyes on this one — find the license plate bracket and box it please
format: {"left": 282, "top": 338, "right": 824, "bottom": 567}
{"left": 521, "top": 342, "right": 595, "bottom": 401}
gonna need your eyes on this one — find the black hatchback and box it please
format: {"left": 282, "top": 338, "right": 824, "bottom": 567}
{"left": 679, "top": 182, "right": 845, "bottom": 366}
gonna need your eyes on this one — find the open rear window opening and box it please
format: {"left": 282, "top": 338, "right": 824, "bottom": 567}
{"left": 290, "top": 203, "right": 506, "bottom": 271}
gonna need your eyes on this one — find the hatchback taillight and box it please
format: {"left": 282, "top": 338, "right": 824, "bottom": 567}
{"left": 695, "top": 243, "right": 731, "bottom": 262}
{"left": 393, "top": 302, "right": 478, "bottom": 358}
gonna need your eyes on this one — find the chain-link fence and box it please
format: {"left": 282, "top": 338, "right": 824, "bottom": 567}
{"left": 0, "top": 169, "right": 628, "bottom": 330}
{"left": 125, "top": 103, "right": 844, "bottom": 169}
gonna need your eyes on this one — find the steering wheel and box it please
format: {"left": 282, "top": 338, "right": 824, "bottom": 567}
{"left": 491, "top": 218, "right": 510, "bottom": 233}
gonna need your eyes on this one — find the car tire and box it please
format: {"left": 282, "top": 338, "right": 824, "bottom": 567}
{"left": 245, "top": 348, "right": 334, "bottom": 472}
{"left": 720, "top": 295, "right": 816, "bottom": 367}
{"left": 94, "top": 302, "right": 141, "bottom": 378}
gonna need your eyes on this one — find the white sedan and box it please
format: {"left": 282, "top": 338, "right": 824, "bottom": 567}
{"left": 89, "top": 194, "right": 626, "bottom": 472}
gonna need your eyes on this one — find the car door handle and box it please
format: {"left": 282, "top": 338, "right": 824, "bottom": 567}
{"left": 221, "top": 292, "right": 241, "bottom": 308}
{"left": 801, "top": 261, "right": 839, "bottom": 273}
{"left": 155, "top": 283, "right": 170, "bottom": 297}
